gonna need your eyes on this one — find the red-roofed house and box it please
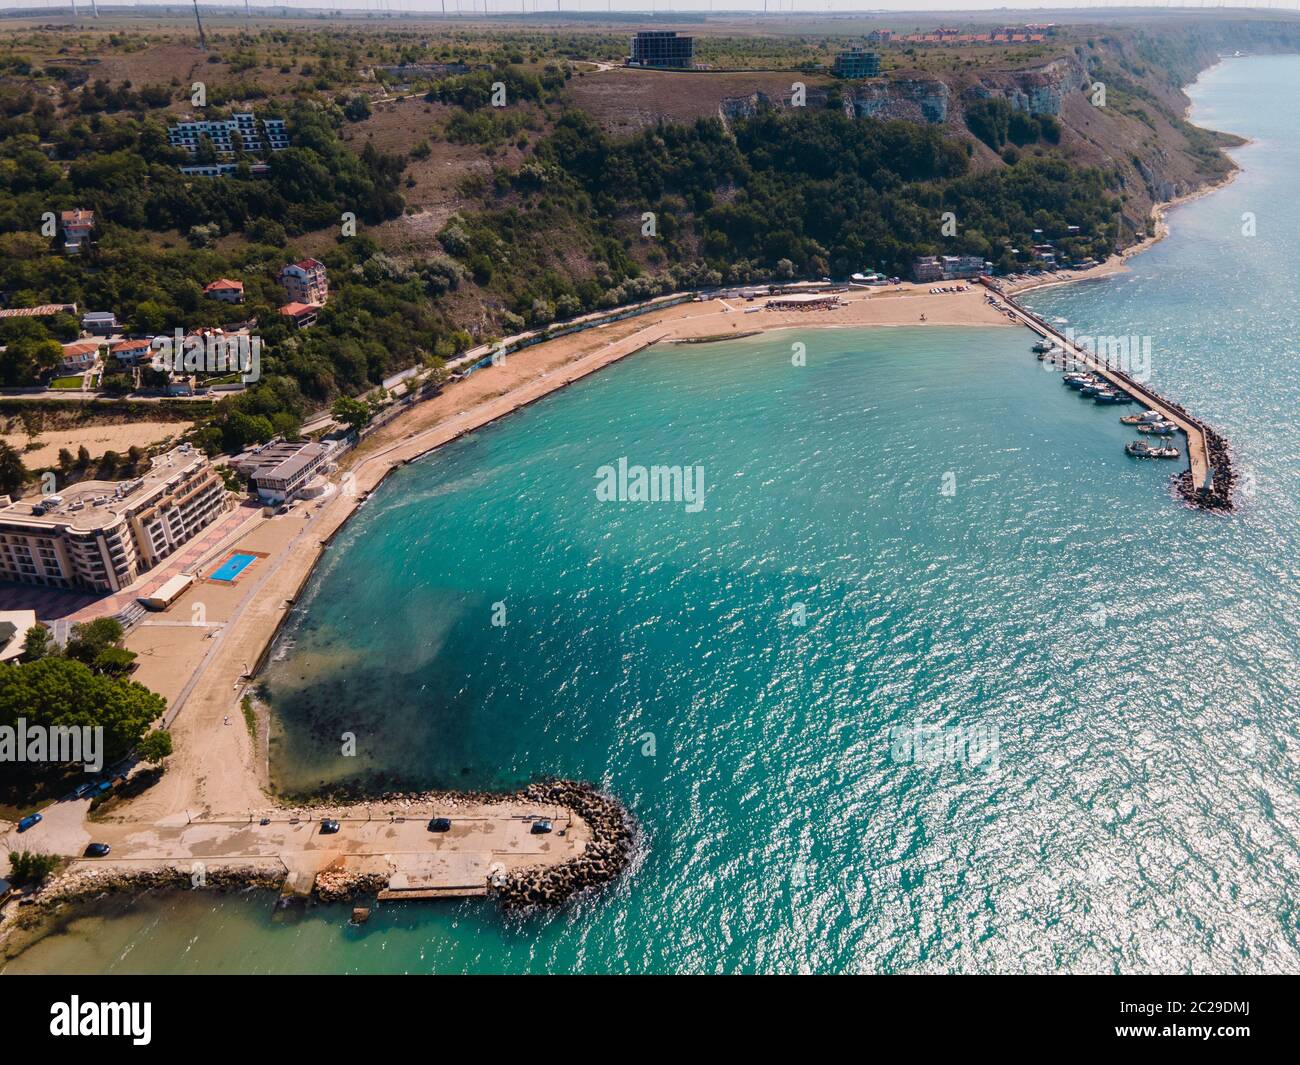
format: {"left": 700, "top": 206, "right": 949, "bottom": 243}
{"left": 204, "top": 278, "right": 245, "bottom": 304}
{"left": 111, "top": 338, "right": 153, "bottom": 365}
{"left": 278, "top": 259, "right": 328, "bottom": 306}
{"left": 278, "top": 302, "right": 320, "bottom": 329}
{"left": 58, "top": 340, "right": 101, "bottom": 373}
{"left": 60, "top": 209, "right": 94, "bottom": 254}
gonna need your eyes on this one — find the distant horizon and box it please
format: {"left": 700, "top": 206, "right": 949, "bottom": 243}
{"left": 7, "top": 2, "right": 1300, "bottom": 20}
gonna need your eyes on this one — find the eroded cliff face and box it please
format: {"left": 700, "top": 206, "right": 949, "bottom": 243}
{"left": 957, "top": 56, "right": 1083, "bottom": 117}
{"left": 719, "top": 56, "right": 1081, "bottom": 127}
{"left": 574, "top": 22, "right": 1300, "bottom": 254}
{"left": 714, "top": 46, "right": 1233, "bottom": 247}
{"left": 846, "top": 78, "right": 951, "bottom": 123}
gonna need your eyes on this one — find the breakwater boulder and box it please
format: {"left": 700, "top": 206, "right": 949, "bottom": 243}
{"left": 1175, "top": 424, "right": 1236, "bottom": 512}
{"left": 24, "top": 863, "right": 286, "bottom": 917}
{"left": 314, "top": 869, "right": 388, "bottom": 904}
{"left": 492, "top": 780, "right": 636, "bottom": 909}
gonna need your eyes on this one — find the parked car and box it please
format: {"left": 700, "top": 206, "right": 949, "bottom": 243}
{"left": 84, "top": 843, "right": 111, "bottom": 858}
{"left": 16, "top": 813, "right": 41, "bottom": 833}
{"left": 530, "top": 819, "right": 553, "bottom": 835}
{"left": 319, "top": 819, "right": 340, "bottom": 834}
{"left": 427, "top": 817, "right": 452, "bottom": 833}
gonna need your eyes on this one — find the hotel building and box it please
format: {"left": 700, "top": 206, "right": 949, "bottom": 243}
{"left": 167, "top": 113, "right": 289, "bottom": 156}
{"left": 832, "top": 50, "right": 881, "bottom": 78}
{"left": 0, "top": 446, "right": 231, "bottom": 593}
{"left": 279, "top": 259, "right": 329, "bottom": 306}
{"left": 231, "top": 440, "right": 331, "bottom": 504}
{"left": 627, "top": 31, "right": 694, "bottom": 69}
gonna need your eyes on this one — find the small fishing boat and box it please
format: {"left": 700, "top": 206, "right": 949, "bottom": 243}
{"left": 1080, "top": 383, "right": 1108, "bottom": 396}
{"left": 1126, "top": 439, "right": 1180, "bottom": 459}
{"left": 1032, "top": 340, "right": 1052, "bottom": 353}
{"left": 1120, "top": 409, "right": 1163, "bottom": 424}
{"left": 1094, "top": 390, "right": 1133, "bottom": 404}
{"left": 1136, "top": 420, "right": 1177, "bottom": 435}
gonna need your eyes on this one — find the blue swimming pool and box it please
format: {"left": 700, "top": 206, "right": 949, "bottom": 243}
{"left": 208, "top": 552, "right": 258, "bottom": 583}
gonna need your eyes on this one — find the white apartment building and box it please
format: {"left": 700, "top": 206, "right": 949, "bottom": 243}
{"left": 0, "top": 446, "right": 231, "bottom": 593}
{"left": 167, "top": 113, "right": 289, "bottom": 156}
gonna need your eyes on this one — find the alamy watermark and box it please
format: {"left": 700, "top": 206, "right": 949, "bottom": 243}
{"left": 0, "top": 718, "right": 103, "bottom": 772}
{"left": 595, "top": 457, "right": 705, "bottom": 513}
{"left": 150, "top": 329, "right": 262, "bottom": 384}
{"left": 1056, "top": 327, "right": 1152, "bottom": 381}
{"left": 890, "top": 722, "right": 1000, "bottom": 773}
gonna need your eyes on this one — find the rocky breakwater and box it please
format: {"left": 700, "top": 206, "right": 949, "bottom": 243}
{"left": 279, "top": 778, "right": 636, "bottom": 908}
{"left": 1103, "top": 368, "right": 1236, "bottom": 512}
{"left": 7, "top": 863, "right": 286, "bottom": 933}
{"left": 1174, "top": 419, "right": 1236, "bottom": 513}
{"left": 313, "top": 868, "right": 388, "bottom": 904}
{"left": 492, "top": 781, "right": 636, "bottom": 909}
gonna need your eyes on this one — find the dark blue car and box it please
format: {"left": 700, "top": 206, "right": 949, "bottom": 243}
{"left": 16, "top": 813, "right": 42, "bottom": 833}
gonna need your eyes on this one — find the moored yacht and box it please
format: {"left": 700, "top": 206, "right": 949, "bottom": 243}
{"left": 1136, "top": 420, "right": 1177, "bottom": 434}
{"left": 1125, "top": 439, "right": 1180, "bottom": 459}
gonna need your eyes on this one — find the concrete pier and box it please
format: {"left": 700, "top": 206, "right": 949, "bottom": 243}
{"left": 982, "top": 280, "right": 1232, "bottom": 509}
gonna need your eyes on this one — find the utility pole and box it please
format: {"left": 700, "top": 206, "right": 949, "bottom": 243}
{"left": 193, "top": 0, "right": 208, "bottom": 52}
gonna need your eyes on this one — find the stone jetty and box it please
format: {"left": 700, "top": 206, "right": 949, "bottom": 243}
{"left": 493, "top": 780, "right": 636, "bottom": 909}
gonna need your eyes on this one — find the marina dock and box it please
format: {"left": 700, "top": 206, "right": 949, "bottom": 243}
{"left": 981, "top": 280, "right": 1235, "bottom": 511}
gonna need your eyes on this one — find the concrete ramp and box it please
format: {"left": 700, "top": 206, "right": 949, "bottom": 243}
{"left": 377, "top": 851, "right": 491, "bottom": 900}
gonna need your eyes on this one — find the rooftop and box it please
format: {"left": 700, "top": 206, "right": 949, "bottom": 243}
{"left": 233, "top": 440, "right": 327, "bottom": 484}
{"left": 0, "top": 445, "right": 209, "bottom": 532}
{"left": 0, "top": 304, "right": 77, "bottom": 320}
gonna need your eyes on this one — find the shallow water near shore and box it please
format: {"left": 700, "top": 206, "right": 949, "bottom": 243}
{"left": 7, "top": 55, "right": 1300, "bottom": 975}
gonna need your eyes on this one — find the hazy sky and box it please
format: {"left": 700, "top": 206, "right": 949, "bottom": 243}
{"left": 21, "top": 2, "right": 1300, "bottom": 17}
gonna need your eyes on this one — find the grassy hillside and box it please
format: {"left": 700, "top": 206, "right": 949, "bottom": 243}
{"left": 1, "top": 11, "right": 1297, "bottom": 472}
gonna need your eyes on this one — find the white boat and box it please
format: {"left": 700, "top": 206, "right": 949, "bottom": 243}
{"left": 1126, "top": 439, "right": 1180, "bottom": 459}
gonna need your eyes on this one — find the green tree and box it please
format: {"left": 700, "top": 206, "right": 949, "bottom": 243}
{"left": 0, "top": 657, "right": 165, "bottom": 765}
{"left": 65, "top": 617, "right": 126, "bottom": 668}
{"left": 93, "top": 646, "right": 138, "bottom": 676}
{"left": 0, "top": 441, "right": 27, "bottom": 498}
{"left": 132, "top": 300, "right": 168, "bottom": 336}
{"left": 20, "top": 625, "right": 51, "bottom": 663}
{"left": 331, "top": 395, "right": 372, "bottom": 431}
{"left": 136, "top": 729, "right": 173, "bottom": 765}
{"left": 7, "top": 850, "right": 59, "bottom": 886}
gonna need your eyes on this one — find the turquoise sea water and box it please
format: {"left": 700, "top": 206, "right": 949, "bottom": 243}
{"left": 7, "top": 56, "right": 1300, "bottom": 974}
